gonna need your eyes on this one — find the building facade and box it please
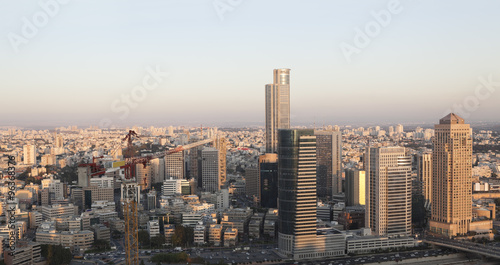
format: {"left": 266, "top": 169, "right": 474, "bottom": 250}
{"left": 430, "top": 113, "right": 473, "bottom": 237}
{"left": 365, "top": 146, "right": 412, "bottom": 236}
{"left": 265, "top": 69, "right": 291, "bottom": 153}
{"left": 315, "top": 130, "right": 342, "bottom": 196}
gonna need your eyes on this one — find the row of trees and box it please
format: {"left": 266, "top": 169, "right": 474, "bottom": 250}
{"left": 40, "top": 244, "right": 73, "bottom": 265}
{"left": 138, "top": 225, "right": 195, "bottom": 249}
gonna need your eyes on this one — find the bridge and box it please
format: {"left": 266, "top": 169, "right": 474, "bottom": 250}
{"left": 423, "top": 236, "right": 500, "bottom": 260}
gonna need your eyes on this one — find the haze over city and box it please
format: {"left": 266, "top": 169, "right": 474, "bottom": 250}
{"left": 1, "top": 0, "right": 500, "bottom": 128}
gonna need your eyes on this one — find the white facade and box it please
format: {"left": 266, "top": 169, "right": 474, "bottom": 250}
{"left": 365, "top": 146, "right": 412, "bottom": 237}
{"left": 147, "top": 221, "right": 160, "bottom": 238}
{"left": 90, "top": 176, "right": 114, "bottom": 188}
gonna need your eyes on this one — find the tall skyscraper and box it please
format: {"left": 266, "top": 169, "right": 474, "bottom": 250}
{"left": 259, "top": 153, "right": 278, "bottom": 208}
{"left": 430, "top": 113, "right": 472, "bottom": 237}
{"left": 245, "top": 167, "right": 259, "bottom": 201}
{"left": 278, "top": 129, "right": 317, "bottom": 257}
{"left": 315, "top": 130, "right": 342, "bottom": 197}
{"left": 201, "top": 147, "right": 220, "bottom": 192}
{"left": 365, "top": 146, "right": 411, "bottom": 236}
{"left": 417, "top": 152, "right": 432, "bottom": 204}
{"left": 23, "top": 144, "right": 36, "bottom": 165}
{"left": 265, "top": 69, "right": 291, "bottom": 153}
{"left": 345, "top": 169, "right": 365, "bottom": 206}
{"left": 278, "top": 129, "right": 345, "bottom": 259}
{"left": 165, "top": 152, "right": 184, "bottom": 179}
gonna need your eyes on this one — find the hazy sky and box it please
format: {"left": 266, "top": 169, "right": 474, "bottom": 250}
{"left": 1, "top": 0, "right": 499, "bottom": 128}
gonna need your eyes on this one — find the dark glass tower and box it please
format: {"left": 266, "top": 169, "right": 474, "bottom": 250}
{"left": 259, "top": 153, "right": 278, "bottom": 208}
{"left": 278, "top": 129, "right": 317, "bottom": 255}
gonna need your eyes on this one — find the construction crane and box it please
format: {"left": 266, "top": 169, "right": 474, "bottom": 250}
{"left": 120, "top": 130, "right": 217, "bottom": 265}
{"left": 121, "top": 130, "right": 140, "bottom": 265}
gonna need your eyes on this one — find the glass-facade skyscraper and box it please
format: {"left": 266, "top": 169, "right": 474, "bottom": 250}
{"left": 265, "top": 69, "right": 291, "bottom": 153}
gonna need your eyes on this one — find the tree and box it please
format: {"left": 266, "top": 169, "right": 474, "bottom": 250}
{"left": 40, "top": 245, "right": 73, "bottom": 265}
{"left": 140, "top": 260, "right": 146, "bottom": 265}
{"left": 171, "top": 225, "right": 194, "bottom": 247}
{"left": 138, "top": 230, "right": 150, "bottom": 247}
{"left": 93, "top": 239, "right": 111, "bottom": 251}
{"left": 151, "top": 235, "right": 166, "bottom": 249}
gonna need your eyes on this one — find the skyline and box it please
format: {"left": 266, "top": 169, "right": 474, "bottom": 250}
{"left": 2, "top": 0, "right": 500, "bottom": 127}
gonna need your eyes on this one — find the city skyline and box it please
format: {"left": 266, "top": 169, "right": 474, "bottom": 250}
{"left": 1, "top": 1, "right": 500, "bottom": 128}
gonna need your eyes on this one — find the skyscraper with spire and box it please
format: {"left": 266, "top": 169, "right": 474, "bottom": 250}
{"left": 265, "top": 69, "right": 290, "bottom": 153}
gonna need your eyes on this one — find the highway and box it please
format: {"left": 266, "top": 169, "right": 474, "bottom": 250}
{"left": 423, "top": 236, "right": 500, "bottom": 260}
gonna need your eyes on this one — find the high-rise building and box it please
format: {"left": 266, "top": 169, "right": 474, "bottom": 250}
{"left": 150, "top": 158, "right": 165, "bottom": 184}
{"left": 259, "top": 153, "right": 278, "bottom": 208}
{"left": 277, "top": 129, "right": 346, "bottom": 260}
{"left": 417, "top": 152, "right": 432, "bottom": 204}
{"left": 201, "top": 147, "right": 220, "bottom": 192}
{"left": 136, "top": 163, "right": 151, "bottom": 190}
{"left": 278, "top": 129, "right": 317, "bottom": 258}
{"left": 265, "top": 69, "right": 291, "bottom": 153}
{"left": 365, "top": 146, "right": 411, "bottom": 236}
{"left": 345, "top": 169, "right": 365, "bottom": 206}
{"left": 165, "top": 152, "right": 184, "bottom": 179}
{"left": 315, "top": 130, "right": 342, "bottom": 196}
{"left": 245, "top": 167, "right": 259, "bottom": 202}
{"left": 214, "top": 136, "right": 227, "bottom": 188}
{"left": 23, "top": 144, "right": 36, "bottom": 165}
{"left": 430, "top": 113, "right": 472, "bottom": 237}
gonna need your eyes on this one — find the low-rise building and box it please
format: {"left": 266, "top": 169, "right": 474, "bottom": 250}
{"left": 224, "top": 228, "right": 238, "bottom": 247}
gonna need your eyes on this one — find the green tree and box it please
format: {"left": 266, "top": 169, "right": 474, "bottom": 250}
{"left": 151, "top": 235, "right": 166, "bottom": 249}
{"left": 171, "top": 225, "right": 194, "bottom": 247}
{"left": 140, "top": 260, "right": 146, "bottom": 265}
{"left": 40, "top": 245, "right": 73, "bottom": 265}
{"left": 138, "top": 230, "right": 150, "bottom": 247}
{"left": 93, "top": 239, "right": 111, "bottom": 251}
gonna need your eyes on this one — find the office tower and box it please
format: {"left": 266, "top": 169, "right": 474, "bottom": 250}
{"left": 150, "top": 158, "right": 165, "bottom": 184}
{"left": 278, "top": 129, "right": 317, "bottom": 257}
{"left": 345, "top": 169, "right": 365, "bottom": 206}
{"left": 165, "top": 152, "right": 184, "bottom": 179}
{"left": 78, "top": 165, "right": 91, "bottom": 187}
{"left": 245, "top": 167, "right": 259, "bottom": 202}
{"left": 146, "top": 190, "right": 156, "bottom": 210}
{"left": 23, "top": 144, "right": 36, "bottom": 165}
{"left": 430, "top": 113, "right": 472, "bottom": 237}
{"left": 259, "top": 153, "right": 278, "bottom": 208}
{"left": 168, "top": 126, "right": 174, "bottom": 136}
{"left": 277, "top": 129, "right": 346, "bottom": 259}
{"left": 417, "top": 152, "right": 432, "bottom": 204}
{"left": 315, "top": 130, "right": 342, "bottom": 196}
{"left": 136, "top": 163, "right": 151, "bottom": 190}
{"left": 265, "top": 69, "right": 291, "bottom": 153}
{"left": 365, "top": 146, "right": 411, "bottom": 236}
{"left": 201, "top": 147, "right": 220, "bottom": 192}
